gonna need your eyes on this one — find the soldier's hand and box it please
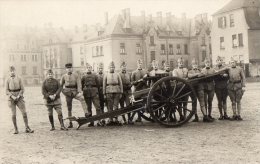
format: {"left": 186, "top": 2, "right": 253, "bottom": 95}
{"left": 77, "top": 92, "right": 83, "bottom": 97}
{"left": 16, "top": 95, "right": 21, "bottom": 100}
{"left": 223, "top": 73, "right": 228, "bottom": 77}
{"left": 11, "top": 95, "right": 17, "bottom": 100}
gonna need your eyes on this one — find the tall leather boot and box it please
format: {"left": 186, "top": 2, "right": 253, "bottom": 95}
{"left": 49, "top": 115, "right": 55, "bottom": 131}
{"left": 12, "top": 115, "right": 18, "bottom": 134}
{"left": 58, "top": 115, "right": 68, "bottom": 130}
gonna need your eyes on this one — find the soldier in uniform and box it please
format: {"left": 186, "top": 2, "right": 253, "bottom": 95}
{"left": 131, "top": 59, "right": 148, "bottom": 122}
{"left": 214, "top": 56, "right": 230, "bottom": 120}
{"left": 172, "top": 57, "right": 189, "bottom": 121}
{"left": 164, "top": 62, "right": 171, "bottom": 76}
{"left": 227, "top": 58, "right": 246, "bottom": 120}
{"left": 6, "top": 66, "right": 34, "bottom": 134}
{"left": 82, "top": 63, "right": 103, "bottom": 127}
{"left": 188, "top": 59, "right": 213, "bottom": 122}
{"left": 42, "top": 69, "right": 68, "bottom": 131}
{"left": 119, "top": 62, "right": 132, "bottom": 124}
{"left": 201, "top": 58, "right": 215, "bottom": 120}
{"left": 61, "top": 63, "right": 91, "bottom": 128}
{"left": 149, "top": 60, "right": 164, "bottom": 77}
{"left": 97, "top": 63, "right": 105, "bottom": 114}
{"left": 103, "top": 61, "right": 123, "bottom": 125}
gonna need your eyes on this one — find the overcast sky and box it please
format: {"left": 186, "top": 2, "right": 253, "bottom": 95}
{"left": 0, "top": 0, "right": 231, "bottom": 28}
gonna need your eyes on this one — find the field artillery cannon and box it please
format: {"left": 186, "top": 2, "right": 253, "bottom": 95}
{"left": 66, "top": 70, "right": 226, "bottom": 129}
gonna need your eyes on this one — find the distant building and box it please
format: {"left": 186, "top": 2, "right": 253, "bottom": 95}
{"left": 42, "top": 26, "right": 73, "bottom": 79}
{"left": 70, "top": 9, "right": 210, "bottom": 71}
{"left": 0, "top": 27, "right": 43, "bottom": 85}
{"left": 212, "top": 0, "right": 260, "bottom": 77}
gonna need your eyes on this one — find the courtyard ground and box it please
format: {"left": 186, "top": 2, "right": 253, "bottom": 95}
{"left": 0, "top": 83, "right": 260, "bottom": 164}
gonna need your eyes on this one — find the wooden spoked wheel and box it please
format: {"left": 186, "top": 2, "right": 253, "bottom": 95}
{"left": 147, "top": 76, "right": 197, "bottom": 127}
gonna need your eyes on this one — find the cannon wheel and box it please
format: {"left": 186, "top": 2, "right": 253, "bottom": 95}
{"left": 147, "top": 76, "right": 197, "bottom": 127}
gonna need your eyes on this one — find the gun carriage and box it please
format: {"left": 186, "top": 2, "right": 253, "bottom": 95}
{"left": 67, "top": 70, "right": 226, "bottom": 129}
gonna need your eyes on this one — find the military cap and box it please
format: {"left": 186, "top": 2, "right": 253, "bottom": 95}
{"left": 9, "top": 66, "right": 15, "bottom": 71}
{"left": 137, "top": 59, "right": 143, "bottom": 64}
{"left": 191, "top": 58, "right": 198, "bottom": 65}
{"left": 121, "top": 61, "right": 127, "bottom": 67}
{"left": 204, "top": 57, "right": 210, "bottom": 63}
{"left": 47, "top": 69, "right": 53, "bottom": 74}
{"left": 98, "top": 62, "right": 104, "bottom": 69}
{"left": 109, "top": 61, "right": 115, "bottom": 68}
{"left": 65, "top": 63, "right": 72, "bottom": 68}
{"left": 177, "top": 57, "right": 184, "bottom": 63}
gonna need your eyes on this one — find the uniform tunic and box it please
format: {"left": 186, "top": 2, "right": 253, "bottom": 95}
{"left": 172, "top": 68, "right": 188, "bottom": 78}
{"left": 119, "top": 71, "right": 131, "bottom": 107}
{"left": 131, "top": 69, "right": 148, "bottom": 91}
{"left": 5, "top": 76, "right": 26, "bottom": 115}
{"left": 97, "top": 72, "right": 105, "bottom": 113}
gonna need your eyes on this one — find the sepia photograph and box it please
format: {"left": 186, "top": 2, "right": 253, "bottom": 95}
{"left": 0, "top": 0, "right": 260, "bottom": 163}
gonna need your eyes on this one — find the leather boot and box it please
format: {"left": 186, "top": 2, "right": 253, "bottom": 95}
{"left": 192, "top": 114, "right": 199, "bottom": 122}
{"left": 49, "top": 115, "right": 55, "bottom": 131}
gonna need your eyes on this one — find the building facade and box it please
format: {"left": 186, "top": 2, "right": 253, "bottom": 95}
{"left": 212, "top": 0, "right": 260, "bottom": 77}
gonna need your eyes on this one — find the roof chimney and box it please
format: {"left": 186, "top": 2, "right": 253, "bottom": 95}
{"left": 105, "top": 12, "right": 108, "bottom": 25}
{"left": 157, "top": 12, "right": 162, "bottom": 26}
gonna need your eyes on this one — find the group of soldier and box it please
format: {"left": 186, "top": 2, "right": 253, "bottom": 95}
{"left": 5, "top": 55, "right": 246, "bottom": 134}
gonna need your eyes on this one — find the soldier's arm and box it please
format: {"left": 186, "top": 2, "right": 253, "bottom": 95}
{"left": 55, "top": 80, "right": 62, "bottom": 96}
{"left": 240, "top": 68, "right": 246, "bottom": 87}
{"left": 118, "top": 73, "right": 123, "bottom": 94}
{"left": 188, "top": 70, "right": 198, "bottom": 78}
{"left": 81, "top": 76, "right": 85, "bottom": 90}
{"left": 18, "top": 77, "right": 24, "bottom": 97}
{"left": 60, "top": 75, "right": 65, "bottom": 88}
{"left": 130, "top": 72, "right": 135, "bottom": 82}
{"left": 95, "top": 75, "right": 100, "bottom": 90}
{"left": 5, "top": 79, "right": 12, "bottom": 97}
{"left": 41, "top": 80, "right": 49, "bottom": 99}
{"left": 76, "top": 74, "right": 82, "bottom": 93}
{"left": 172, "top": 70, "right": 177, "bottom": 77}
{"left": 103, "top": 74, "right": 107, "bottom": 95}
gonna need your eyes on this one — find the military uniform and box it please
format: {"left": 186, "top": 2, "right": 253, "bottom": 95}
{"left": 214, "top": 64, "right": 229, "bottom": 119}
{"left": 131, "top": 68, "right": 148, "bottom": 90}
{"left": 97, "top": 63, "right": 105, "bottom": 113}
{"left": 227, "top": 64, "right": 245, "bottom": 120}
{"left": 61, "top": 63, "right": 90, "bottom": 128}
{"left": 172, "top": 58, "right": 189, "bottom": 121}
{"left": 82, "top": 70, "right": 102, "bottom": 126}
{"left": 201, "top": 67, "right": 215, "bottom": 118}
{"left": 6, "top": 66, "right": 34, "bottom": 134}
{"left": 103, "top": 62, "right": 123, "bottom": 122}
{"left": 119, "top": 66, "right": 132, "bottom": 124}
{"left": 42, "top": 69, "right": 67, "bottom": 130}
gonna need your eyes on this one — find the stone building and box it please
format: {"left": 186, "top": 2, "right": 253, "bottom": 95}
{"left": 211, "top": 0, "right": 260, "bottom": 77}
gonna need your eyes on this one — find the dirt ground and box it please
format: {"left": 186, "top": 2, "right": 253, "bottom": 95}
{"left": 0, "top": 83, "right": 260, "bottom": 164}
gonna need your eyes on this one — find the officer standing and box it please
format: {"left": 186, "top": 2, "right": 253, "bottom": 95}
{"left": 61, "top": 63, "right": 91, "bottom": 128}
{"left": 172, "top": 57, "right": 189, "bottom": 121}
{"left": 103, "top": 61, "right": 123, "bottom": 125}
{"left": 214, "top": 56, "right": 230, "bottom": 120}
{"left": 227, "top": 58, "right": 246, "bottom": 120}
{"left": 131, "top": 59, "right": 148, "bottom": 122}
{"left": 42, "top": 69, "right": 68, "bottom": 131}
{"left": 6, "top": 66, "right": 34, "bottom": 134}
{"left": 82, "top": 63, "right": 102, "bottom": 127}
{"left": 119, "top": 62, "right": 132, "bottom": 124}
{"left": 201, "top": 58, "right": 215, "bottom": 120}
{"left": 188, "top": 59, "right": 213, "bottom": 122}
{"left": 97, "top": 63, "right": 105, "bottom": 114}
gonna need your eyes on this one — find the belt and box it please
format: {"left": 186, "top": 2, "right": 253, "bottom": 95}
{"left": 108, "top": 84, "right": 119, "bottom": 86}
{"left": 9, "top": 89, "right": 21, "bottom": 92}
{"left": 65, "top": 85, "right": 77, "bottom": 88}
{"left": 229, "top": 80, "right": 241, "bottom": 84}
{"left": 84, "top": 85, "right": 97, "bottom": 88}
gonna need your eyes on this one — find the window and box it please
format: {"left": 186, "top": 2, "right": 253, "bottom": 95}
{"left": 80, "top": 58, "right": 84, "bottom": 66}
{"left": 218, "top": 16, "right": 227, "bottom": 28}
{"left": 230, "top": 14, "right": 234, "bottom": 27}
{"left": 161, "top": 44, "right": 165, "bottom": 54}
{"left": 9, "top": 54, "right": 14, "bottom": 61}
{"left": 177, "top": 44, "right": 181, "bottom": 54}
{"left": 21, "top": 54, "right": 26, "bottom": 61}
{"left": 100, "top": 46, "right": 103, "bottom": 56}
{"left": 33, "top": 66, "right": 37, "bottom": 75}
{"left": 238, "top": 33, "right": 243, "bottom": 47}
{"left": 150, "top": 36, "right": 155, "bottom": 45}
{"left": 136, "top": 43, "right": 142, "bottom": 54}
{"left": 22, "top": 66, "right": 26, "bottom": 75}
{"left": 120, "top": 43, "right": 126, "bottom": 54}
{"left": 96, "top": 46, "right": 99, "bottom": 56}
{"left": 80, "top": 46, "right": 84, "bottom": 54}
{"left": 184, "top": 44, "right": 188, "bottom": 55}
{"left": 169, "top": 44, "right": 173, "bottom": 55}
{"left": 220, "top": 37, "right": 225, "bottom": 49}
{"left": 32, "top": 54, "right": 38, "bottom": 62}
{"left": 232, "top": 34, "right": 238, "bottom": 48}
